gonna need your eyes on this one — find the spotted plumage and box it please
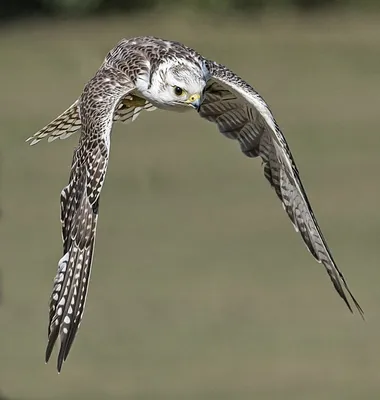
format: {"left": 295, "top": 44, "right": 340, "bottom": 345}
{"left": 27, "top": 36, "right": 363, "bottom": 373}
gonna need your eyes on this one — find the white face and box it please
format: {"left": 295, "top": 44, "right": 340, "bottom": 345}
{"left": 143, "top": 61, "right": 208, "bottom": 111}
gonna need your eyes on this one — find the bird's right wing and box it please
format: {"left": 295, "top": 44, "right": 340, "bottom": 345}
{"left": 45, "top": 65, "right": 136, "bottom": 373}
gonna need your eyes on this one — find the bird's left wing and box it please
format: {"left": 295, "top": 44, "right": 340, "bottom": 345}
{"left": 45, "top": 65, "right": 136, "bottom": 372}
{"left": 198, "top": 60, "right": 363, "bottom": 317}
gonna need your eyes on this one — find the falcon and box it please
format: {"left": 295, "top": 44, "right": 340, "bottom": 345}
{"left": 27, "top": 36, "right": 363, "bottom": 372}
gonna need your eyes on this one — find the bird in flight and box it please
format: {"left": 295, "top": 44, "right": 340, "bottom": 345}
{"left": 27, "top": 36, "right": 363, "bottom": 372}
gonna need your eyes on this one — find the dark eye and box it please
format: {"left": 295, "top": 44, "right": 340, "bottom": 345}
{"left": 174, "top": 86, "right": 183, "bottom": 96}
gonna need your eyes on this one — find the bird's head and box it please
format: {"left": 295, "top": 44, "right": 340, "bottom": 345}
{"left": 144, "top": 60, "right": 209, "bottom": 111}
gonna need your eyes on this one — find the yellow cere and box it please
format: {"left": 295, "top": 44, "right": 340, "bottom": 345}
{"left": 186, "top": 93, "right": 201, "bottom": 103}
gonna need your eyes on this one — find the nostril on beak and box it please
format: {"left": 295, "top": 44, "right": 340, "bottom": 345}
{"left": 189, "top": 95, "right": 201, "bottom": 111}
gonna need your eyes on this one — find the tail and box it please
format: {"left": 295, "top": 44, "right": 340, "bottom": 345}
{"left": 26, "top": 100, "right": 81, "bottom": 145}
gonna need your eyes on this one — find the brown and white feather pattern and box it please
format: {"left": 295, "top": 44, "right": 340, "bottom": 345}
{"left": 28, "top": 36, "right": 362, "bottom": 373}
{"left": 199, "top": 60, "right": 363, "bottom": 317}
{"left": 45, "top": 64, "right": 137, "bottom": 372}
{"left": 26, "top": 101, "right": 82, "bottom": 145}
{"left": 27, "top": 36, "right": 204, "bottom": 145}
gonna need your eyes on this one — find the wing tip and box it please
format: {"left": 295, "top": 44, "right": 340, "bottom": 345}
{"left": 45, "top": 327, "right": 58, "bottom": 364}
{"left": 350, "top": 295, "right": 365, "bottom": 320}
{"left": 57, "top": 349, "right": 65, "bottom": 373}
{"left": 338, "top": 280, "right": 365, "bottom": 320}
{"left": 26, "top": 136, "right": 40, "bottom": 146}
{"left": 45, "top": 329, "right": 70, "bottom": 373}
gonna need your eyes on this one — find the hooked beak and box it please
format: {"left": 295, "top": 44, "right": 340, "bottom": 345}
{"left": 186, "top": 93, "right": 201, "bottom": 111}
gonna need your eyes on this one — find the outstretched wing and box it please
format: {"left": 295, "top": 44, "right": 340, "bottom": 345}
{"left": 26, "top": 99, "right": 156, "bottom": 146}
{"left": 199, "top": 60, "right": 363, "bottom": 317}
{"left": 45, "top": 65, "right": 136, "bottom": 372}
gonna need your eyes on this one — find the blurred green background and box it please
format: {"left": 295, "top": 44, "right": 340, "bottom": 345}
{"left": 1, "top": 1, "right": 379, "bottom": 399}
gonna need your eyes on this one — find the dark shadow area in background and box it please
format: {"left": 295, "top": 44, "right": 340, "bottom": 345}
{"left": 0, "top": 0, "right": 362, "bottom": 23}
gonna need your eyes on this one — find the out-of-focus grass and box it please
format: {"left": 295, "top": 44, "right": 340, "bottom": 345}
{"left": 0, "top": 11, "right": 379, "bottom": 400}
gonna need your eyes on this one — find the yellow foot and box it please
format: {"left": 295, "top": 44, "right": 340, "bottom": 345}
{"left": 122, "top": 95, "right": 146, "bottom": 108}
